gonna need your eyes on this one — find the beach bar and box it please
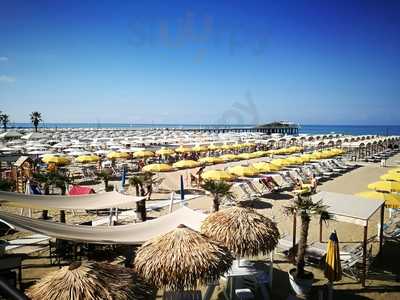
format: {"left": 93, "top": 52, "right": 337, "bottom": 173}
{"left": 311, "top": 192, "right": 385, "bottom": 287}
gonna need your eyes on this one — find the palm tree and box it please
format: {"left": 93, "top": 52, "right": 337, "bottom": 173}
{"left": 284, "top": 193, "right": 330, "bottom": 279}
{"left": 201, "top": 180, "right": 234, "bottom": 212}
{"left": 33, "top": 171, "right": 69, "bottom": 222}
{"left": 30, "top": 111, "right": 42, "bottom": 132}
{"left": 33, "top": 172, "right": 51, "bottom": 219}
{"left": 0, "top": 113, "right": 10, "bottom": 131}
{"left": 50, "top": 172, "right": 69, "bottom": 223}
{"left": 142, "top": 172, "right": 156, "bottom": 200}
{"left": 97, "top": 170, "right": 112, "bottom": 191}
{"left": 129, "top": 175, "right": 146, "bottom": 221}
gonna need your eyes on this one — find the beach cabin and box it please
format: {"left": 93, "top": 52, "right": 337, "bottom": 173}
{"left": 12, "top": 156, "right": 33, "bottom": 193}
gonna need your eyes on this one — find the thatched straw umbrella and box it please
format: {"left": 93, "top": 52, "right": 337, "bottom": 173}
{"left": 134, "top": 224, "right": 234, "bottom": 291}
{"left": 26, "top": 261, "right": 152, "bottom": 300}
{"left": 201, "top": 206, "right": 280, "bottom": 257}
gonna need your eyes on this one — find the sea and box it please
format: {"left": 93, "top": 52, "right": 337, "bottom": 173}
{"left": 9, "top": 123, "right": 400, "bottom": 136}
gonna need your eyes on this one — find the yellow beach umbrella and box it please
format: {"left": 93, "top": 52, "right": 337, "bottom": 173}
{"left": 175, "top": 145, "right": 192, "bottom": 153}
{"left": 380, "top": 173, "right": 400, "bottom": 182}
{"left": 356, "top": 191, "right": 400, "bottom": 208}
{"left": 252, "top": 162, "right": 281, "bottom": 172}
{"left": 242, "top": 142, "right": 256, "bottom": 148}
{"left": 76, "top": 155, "right": 100, "bottom": 163}
{"left": 237, "top": 153, "right": 253, "bottom": 160}
{"left": 198, "top": 157, "right": 224, "bottom": 165}
{"left": 201, "top": 170, "right": 236, "bottom": 181}
{"left": 250, "top": 151, "right": 268, "bottom": 158}
{"left": 219, "top": 154, "right": 239, "bottom": 162}
{"left": 142, "top": 163, "right": 173, "bottom": 172}
{"left": 155, "top": 147, "right": 175, "bottom": 156}
{"left": 227, "top": 165, "right": 259, "bottom": 177}
{"left": 107, "top": 151, "right": 129, "bottom": 159}
{"left": 172, "top": 160, "right": 201, "bottom": 169}
{"left": 270, "top": 158, "right": 290, "bottom": 167}
{"left": 191, "top": 145, "right": 208, "bottom": 152}
{"left": 220, "top": 144, "right": 234, "bottom": 150}
{"left": 300, "top": 154, "right": 314, "bottom": 162}
{"left": 132, "top": 150, "right": 155, "bottom": 158}
{"left": 324, "top": 231, "right": 342, "bottom": 283}
{"left": 285, "top": 156, "right": 304, "bottom": 165}
{"left": 310, "top": 151, "right": 324, "bottom": 159}
{"left": 207, "top": 144, "right": 220, "bottom": 151}
{"left": 368, "top": 181, "right": 400, "bottom": 192}
{"left": 42, "top": 155, "right": 70, "bottom": 166}
{"left": 388, "top": 168, "right": 400, "bottom": 174}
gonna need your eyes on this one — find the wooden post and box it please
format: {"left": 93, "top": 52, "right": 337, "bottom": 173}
{"left": 319, "top": 217, "right": 323, "bottom": 243}
{"left": 362, "top": 223, "right": 368, "bottom": 287}
{"left": 292, "top": 213, "right": 297, "bottom": 264}
{"left": 379, "top": 205, "right": 384, "bottom": 254}
{"left": 292, "top": 213, "right": 297, "bottom": 250}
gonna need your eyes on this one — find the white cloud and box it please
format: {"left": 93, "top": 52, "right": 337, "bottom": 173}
{"left": 0, "top": 75, "right": 16, "bottom": 83}
{"left": 0, "top": 56, "right": 8, "bottom": 62}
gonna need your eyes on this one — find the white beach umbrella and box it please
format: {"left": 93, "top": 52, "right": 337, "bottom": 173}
{"left": 0, "top": 131, "right": 23, "bottom": 139}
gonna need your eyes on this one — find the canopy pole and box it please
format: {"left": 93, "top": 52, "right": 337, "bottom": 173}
{"left": 362, "top": 222, "right": 368, "bottom": 287}
{"left": 292, "top": 213, "right": 297, "bottom": 263}
{"left": 319, "top": 217, "right": 323, "bottom": 243}
{"left": 379, "top": 205, "right": 384, "bottom": 254}
{"left": 269, "top": 251, "right": 273, "bottom": 289}
{"left": 109, "top": 208, "right": 113, "bottom": 226}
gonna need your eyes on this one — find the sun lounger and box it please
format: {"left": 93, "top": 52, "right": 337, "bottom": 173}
{"left": 163, "top": 291, "right": 201, "bottom": 300}
{"left": 5, "top": 234, "right": 50, "bottom": 255}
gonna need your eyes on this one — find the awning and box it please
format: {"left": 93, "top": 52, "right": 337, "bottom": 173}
{"left": 0, "top": 207, "right": 206, "bottom": 245}
{"left": 68, "top": 185, "right": 95, "bottom": 195}
{"left": 312, "top": 191, "right": 385, "bottom": 226}
{"left": 0, "top": 191, "right": 145, "bottom": 210}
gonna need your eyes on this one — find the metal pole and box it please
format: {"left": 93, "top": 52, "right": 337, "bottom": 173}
{"left": 0, "top": 277, "right": 28, "bottom": 300}
{"left": 319, "top": 218, "right": 323, "bottom": 243}
{"left": 269, "top": 252, "right": 274, "bottom": 289}
{"left": 379, "top": 205, "right": 384, "bottom": 254}
{"left": 362, "top": 223, "right": 368, "bottom": 287}
{"left": 292, "top": 213, "right": 297, "bottom": 263}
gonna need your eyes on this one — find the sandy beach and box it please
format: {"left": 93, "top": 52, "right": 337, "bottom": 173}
{"left": 1, "top": 150, "right": 398, "bottom": 300}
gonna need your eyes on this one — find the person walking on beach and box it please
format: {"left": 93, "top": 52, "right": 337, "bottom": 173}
{"left": 310, "top": 174, "right": 318, "bottom": 193}
{"left": 381, "top": 158, "right": 386, "bottom": 167}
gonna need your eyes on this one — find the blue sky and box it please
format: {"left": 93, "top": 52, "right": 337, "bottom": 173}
{"left": 0, "top": 0, "right": 399, "bottom": 125}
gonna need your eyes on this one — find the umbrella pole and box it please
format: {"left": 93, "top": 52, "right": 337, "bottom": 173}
{"left": 379, "top": 205, "right": 384, "bottom": 254}
{"left": 269, "top": 252, "right": 274, "bottom": 289}
{"left": 292, "top": 213, "right": 297, "bottom": 263}
{"left": 169, "top": 192, "right": 174, "bottom": 213}
{"left": 327, "top": 281, "right": 333, "bottom": 300}
{"left": 109, "top": 208, "right": 113, "bottom": 226}
{"left": 362, "top": 223, "right": 368, "bottom": 287}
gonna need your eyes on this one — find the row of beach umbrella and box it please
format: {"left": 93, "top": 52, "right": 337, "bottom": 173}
{"left": 356, "top": 167, "right": 400, "bottom": 208}
{"left": 142, "top": 148, "right": 344, "bottom": 174}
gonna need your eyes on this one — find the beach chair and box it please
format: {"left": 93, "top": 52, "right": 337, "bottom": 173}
{"left": 292, "top": 168, "right": 310, "bottom": 183}
{"left": 332, "top": 159, "right": 357, "bottom": 170}
{"left": 308, "top": 164, "right": 332, "bottom": 179}
{"left": 341, "top": 245, "right": 371, "bottom": 280}
{"left": 252, "top": 179, "right": 270, "bottom": 195}
{"left": 243, "top": 180, "right": 263, "bottom": 197}
{"left": 238, "top": 183, "right": 258, "bottom": 200}
{"left": 314, "top": 163, "right": 339, "bottom": 176}
{"left": 163, "top": 290, "right": 201, "bottom": 300}
{"left": 320, "top": 160, "right": 344, "bottom": 173}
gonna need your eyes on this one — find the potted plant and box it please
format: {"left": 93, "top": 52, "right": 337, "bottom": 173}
{"left": 284, "top": 192, "right": 330, "bottom": 296}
